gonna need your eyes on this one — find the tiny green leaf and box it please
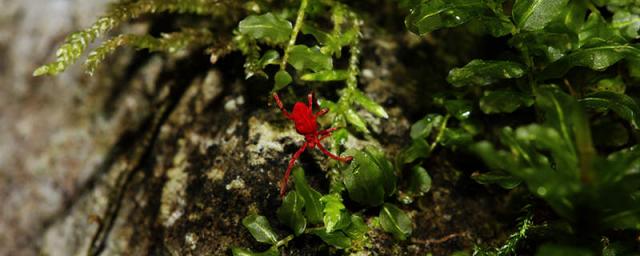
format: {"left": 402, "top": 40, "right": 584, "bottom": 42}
{"left": 447, "top": 59, "right": 526, "bottom": 87}
{"left": 471, "top": 171, "right": 522, "bottom": 189}
{"left": 480, "top": 90, "right": 534, "bottom": 114}
{"left": 512, "top": 0, "right": 570, "bottom": 31}
{"left": 276, "top": 191, "right": 307, "bottom": 236}
{"left": 274, "top": 70, "right": 292, "bottom": 91}
{"left": 540, "top": 45, "right": 640, "bottom": 80}
{"left": 343, "top": 147, "right": 396, "bottom": 207}
{"left": 292, "top": 167, "right": 324, "bottom": 224}
{"left": 379, "top": 203, "right": 412, "bottom": 241}
{"left": 231, "top": 247, "right": 280, "bottom": 256}
{"left": 300, "top": 70, "right": 349, "bottom": 81}
{"left": 410, "top": 114, "right": 444, "bottom": 140}
{"left": 320, "top": 193, "right": 351, "bottom": 233}
{"left": 344, "top": 109, "right": 369, "bottom": 133}
{"left": 309, "top": 229, "right": 352, "bottom": 249}
{"left": 440, "top": 128, "right": 473, "bottom": 147}
{"left": 258, "top": 50, "right": 280, "bottom": 69}
{"left": 444, "top": 100, "right": 472, "bottom": 120}
{"left": 241, "top": 214, "right": 279, "bottom": 245}
{"left": 287, "top": 45, "right": 333, "bottom": 72}
{"left": 352, "top": 90, "right": 389, "bottom": 118}
{"left": 400, "top": 139, "right": 430, "bottom": 164}
{"left": 239, "top": 13, "right": 292, "bottom": 44}
{"left": 580, "top": 91, "right": 640, "bottom": 129}
{"left": 344, "top": 214, "right": 368, "bottom": 240}
{"left": 405, "top": 0, "right": 486, "bottom": 35}
{"left": 407, "top": 165, "right": 432, "bottom": 196}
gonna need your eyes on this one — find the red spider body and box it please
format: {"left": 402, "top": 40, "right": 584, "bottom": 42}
{"left": 272, "top": 92, "right": 353, "bottom": 197}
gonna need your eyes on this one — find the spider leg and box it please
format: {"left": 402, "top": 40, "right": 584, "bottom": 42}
{"left": 280, "top": 142, "right": 308, "bottom": 197}
{"left": 318, "top": 127, "right": 338, "bottom": 141}
{"left": 314, "top": 108, "right": 329, "bottom": 118}
{"left": 307, "top": 92, "right": 314, "bottom": 111}
{"left": 316, "top": 141, "right": 353, "bottom": 163}
{"left": 272, "top": 92, "right": 292, "bottom": 119}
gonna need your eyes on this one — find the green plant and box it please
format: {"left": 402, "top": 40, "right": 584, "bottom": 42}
{"left": 402, "top": 0, "right": 640, "bottom": 254}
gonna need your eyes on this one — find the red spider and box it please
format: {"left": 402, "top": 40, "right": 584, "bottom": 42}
{"left": 272, "top": 92, "right": 353, "bottom": 197}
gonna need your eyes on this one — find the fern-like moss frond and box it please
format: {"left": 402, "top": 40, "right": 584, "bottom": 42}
{"left": 84, "top": 28, "right": 214, "bottom": 75}
{"left": 34, "top": 0, "right": 224, "bottom": 76}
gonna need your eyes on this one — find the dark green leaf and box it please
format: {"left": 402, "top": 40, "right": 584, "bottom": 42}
{"left": 444, "top": 100, "right": 472, "bottom": 120}
{"left": 239, "top": 13, "right": 292, "bottom": 44}
{"left": 274, "top": 70, "right": 292, "bottom": 91}
{"left": 344, "top": 214, "right": 368, "bottom": 240}
{"left": 447, "top": 59, "right": 526, "bottom": 87}
{"left": 512, "top": 0, "right": 570, "bottom": 31}
{"left": 257, "top": 50, "right": 280, "bottom": 69}
{"left": 352, "top": 90, "right": 389, "bottom": 118}
{"left": 579, "top": 13, "right": 626, "bottom": 48}
{"left": 480, "top": 90, "right": 534, "bottom": 114}
{"left": 509, "top": 31, "right": 573, "bottom": 62}
{"left": 535, "top": 244, "right": 594, "bottom": 256}
{"left": 405, "top": 0, "right": 486, "bottom": 35}
{"left": 292, "top": 167, "right": 323, "bottom": 224}
{"left": 276, "top": 191, "right": 306, "bottom": 236}
{"left": 471, "top": 171, "right": 522, "bottom": 189}
{"left": 541, "top": 45, "right": 640, "bottom": 79}
{"left": 401, "top": 139, "right": 430, "bottom": 164}
{"left": 343, "top": 147, "right": 396, "bottom": 207}
{"left": 320, "top": 193, "right": 351, "bottom": 233}
{"left": 580, "top": 91, "right": 640, "bottom": 129}
{"left": 379, "top": 203, "right": 412, "bottom": 241}
{"left": 287, "top": 45, "right": 333, "bottom": 72}
{"left": 407, "top": 165, "right": 432, "bottom": 196}
{"left": 440, "top": 128, "right": 474, "bottom": 147}
{"left": 231, "top": 247, "right": 279, "bottom": 256}
{"left": 242, "top": 214, "right": 279, "bottom": 245}
{"left": 309, "top": 229, "right": 352, "bottom": 249}
{"left": 410, "top": 114, "right": 444, "bottom": 140}
{"left": 300, "top": 70, "right": 349, "bottom": 81}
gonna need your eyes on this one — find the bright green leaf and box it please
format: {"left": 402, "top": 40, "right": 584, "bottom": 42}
{"left": 292, "top": 167, "right": 324, "bottom": 224}
{"left": 405, "top": 0, "right": 486, "bottom": 35}
{"left": 287, "top": 45, "right": 333, "bottom": 72}
{"left": 309, "top": 229, "right": 352, "bottom": 249}
{"left": 512, "top": 0, "right": 570, "bottom": 31}
{"left": 231, "top": 247, "right": 279, "bottom": 256}
{"left": 274, "top": 70, "right": 292, "bottom": 91}
{"left": 320, "top": 193, "right": 351, "bottom": 233}
{"left": 447, "top": 59, "right": 526, "bottom": 87}
{"left": 613, "top": 10, "right": 640, "bottom": 39}
{"left": 480, "top": 90, "right": 534, "bottom": 114}
{"left": 239, "top": 13, "right": 292, "bottom": 44}
{"left": 301, "top": 70, "right": 349, "bottom": 81}
{"left": 440, "top": 128, "right": 474, "bottom": 147}
{"left": 344, "top": 109, "right": 369, "bottom": 133}
{"left": 241, "top": 214, "right": 279, "bottom": 245}
{"left": 379, "top": 203, "right": 412, "bottom": 241}
{"left": 276, "top": 191, "right": 307, "bottom": 236}
{"left": 352, "top": 90, "right": 389, "bottom": 118}
{"left": 258, "top": 50, "right": 280, "bottom": 69}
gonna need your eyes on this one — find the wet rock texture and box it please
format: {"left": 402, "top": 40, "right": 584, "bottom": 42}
{"left": 0, "top": 1, "right": 507, "bottom": 255}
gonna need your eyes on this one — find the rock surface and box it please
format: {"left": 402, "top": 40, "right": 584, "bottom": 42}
{"left": 0, "top": 1, "right": 507, "bottom": 255}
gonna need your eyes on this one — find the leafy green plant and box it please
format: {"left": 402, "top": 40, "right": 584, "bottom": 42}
{"left": 402, "top": 0, "right": 640, "bottom": 253}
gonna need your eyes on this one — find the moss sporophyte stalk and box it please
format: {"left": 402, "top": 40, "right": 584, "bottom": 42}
{"left": 33, "top": 0, "right": 640, "bottom": 255}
